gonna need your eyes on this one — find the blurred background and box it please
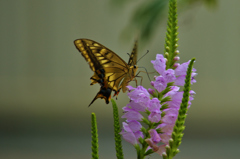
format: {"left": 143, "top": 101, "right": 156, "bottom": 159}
{"left": 0, "top": 0, "right": 240, "bottom": 158}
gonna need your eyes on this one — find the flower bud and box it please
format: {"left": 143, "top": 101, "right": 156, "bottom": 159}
{"left": 164, "top": 52, "right": 169, "bottom": 57}
{"left": 151, "top": 81, "right": 154, "bottom": 86}
{"left": 173, "top": 63, "right": 180, "bottom": 68}
{"left": 165, "top": 46, "right": 170, "bottom": 51}
{"left": 173, "top": 56, "right": 180, "bottom": 61}
{"left": 174, "top": 50, "right": 179, "bottom": 55}
{"left": 148, "top": 88, "right": 155, "bottom": 95}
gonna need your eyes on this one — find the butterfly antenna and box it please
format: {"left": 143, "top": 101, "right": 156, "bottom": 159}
{"left": 136, "top": 50, "right": 149, "bottom": 64}
{"left": 127, "top": 53, "right": 130, "bottom": 57}
{"left": 138, "top": 66, "right": 151, "bottom": 82}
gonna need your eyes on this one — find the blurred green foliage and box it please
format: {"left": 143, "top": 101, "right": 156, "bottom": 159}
{"left": 111, "top": 0, "right": 218, "bottom": 42}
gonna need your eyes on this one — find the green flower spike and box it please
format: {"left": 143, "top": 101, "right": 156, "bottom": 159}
{"left": 165, "top": 58, "right": 196, "bottom": 159}
{"left": 91, "top": 113, "right": 99, "bottom": 159}
{"left": 111, "top": 99, "right": 124, "bottom": 159}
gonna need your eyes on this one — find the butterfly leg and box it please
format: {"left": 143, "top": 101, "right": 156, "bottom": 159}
{"left": 113, "top": 88, "right": 121, "bottom": 99}
{"left": 135, "top": 75, "right": 143, "bottom": 85}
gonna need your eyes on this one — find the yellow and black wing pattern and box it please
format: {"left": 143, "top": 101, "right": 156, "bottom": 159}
{"left": 74, "top": 39, "right": 138, "bottom": 106}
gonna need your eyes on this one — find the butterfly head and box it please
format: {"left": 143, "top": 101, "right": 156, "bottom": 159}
{"left": 130, "top": 65, "right": 138, "bottom": 78}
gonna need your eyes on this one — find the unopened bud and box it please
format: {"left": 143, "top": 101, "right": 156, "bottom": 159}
{"left": 173, "top": 56, "right": 180, "bottom": 61}
{"left": 165, "top": 52, "right": 169, "bottom": 57}
{"left": 148, "top": 88, "right": 155, "bottom": 95}
{"left": 151, "top": 81, "right": 154, "bottom": 86}
{"left": 173, "top": 63, "right": 180, "bottom": 68}
{"left": 174, "top": 50, "right": 180, "bottom": 55}
{"left": 165, "top": 46, "right": 170, "bottom": 51}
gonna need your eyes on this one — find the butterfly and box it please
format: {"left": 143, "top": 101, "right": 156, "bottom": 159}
{"left": 74, "top": 39, "right": 138, "bottom": 106}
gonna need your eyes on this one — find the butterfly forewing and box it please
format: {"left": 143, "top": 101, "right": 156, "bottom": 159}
{"left": 74, "top": 39, "right": 138, "bottom": 106}
{"left": 127, "top": 40, "right": 138, "bottom": 66}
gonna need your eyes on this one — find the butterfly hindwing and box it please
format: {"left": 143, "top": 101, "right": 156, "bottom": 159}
{"left": 74, "top": 39, "right": 138, "bottom": 106}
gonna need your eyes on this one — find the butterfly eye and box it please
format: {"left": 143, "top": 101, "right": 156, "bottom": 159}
{"left": 134, "top": 65, "right": 136, "bottom": 69}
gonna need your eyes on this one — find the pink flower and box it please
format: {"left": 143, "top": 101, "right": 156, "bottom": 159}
{"left": 149, "top": 129, "right": 161, "bottom": 143}
{"left": 153, "top": 76, "right": 167, "bottom": 92}
{"left": 121, "top": 110, "right": 143, "bottom": 121}
{"left": 151, "top": 54, "right": 166, "bottom": 74}
{"left": 120, "top": 121, "right": 143, "bottom": 145}
{"left": 127, "top": 86, "right": 150, "bottom": 106}
{"left": 163, "top": 69, "right": 176, "bottom": 83}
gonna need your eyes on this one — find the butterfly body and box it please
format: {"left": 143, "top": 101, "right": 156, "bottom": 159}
{"left": 74, "top": 39, "right": 138, "bottom": 106}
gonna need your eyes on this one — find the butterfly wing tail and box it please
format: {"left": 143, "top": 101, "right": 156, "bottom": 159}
{"left": 88, "top": 87, "right": 112, "bottom": 107}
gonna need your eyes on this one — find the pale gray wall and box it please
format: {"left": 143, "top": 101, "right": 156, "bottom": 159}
{"left": 0, "top": 0, "right": 240, "bottom": 158}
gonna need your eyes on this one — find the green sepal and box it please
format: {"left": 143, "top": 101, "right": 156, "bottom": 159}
{"left": 145, "top": 109, "right": 151, "bottom": 115}
{"left": 161, "top": 111, "right": 166, "bottom": 118}
{"left": 163, "top": 153, "right": 168, "bottom": 159}
{"left": 141, "top": 127, "right": 148, "bottom": 135}
{"left": 138, "top": 137, "right": 144, "bottom": 144}
{"left": 142, "top": 117, "right": 150, "bottom": 125}
{"left": 156, "top": 128, "right": 162, "bottom": 134}
{"left": 160, "top": 104, "right": 169, "bottom": 110}
{"left": 153, "top": 121, "right": 162, "bottom": 127}
{"left": 134, "top": 144, "right": 141, "bottom": 158}
{"left": 144, "top": 149, "right": 154, "bottom": 156}
{"left": 161, "top": 96, "right": 171, "bottom": 103}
